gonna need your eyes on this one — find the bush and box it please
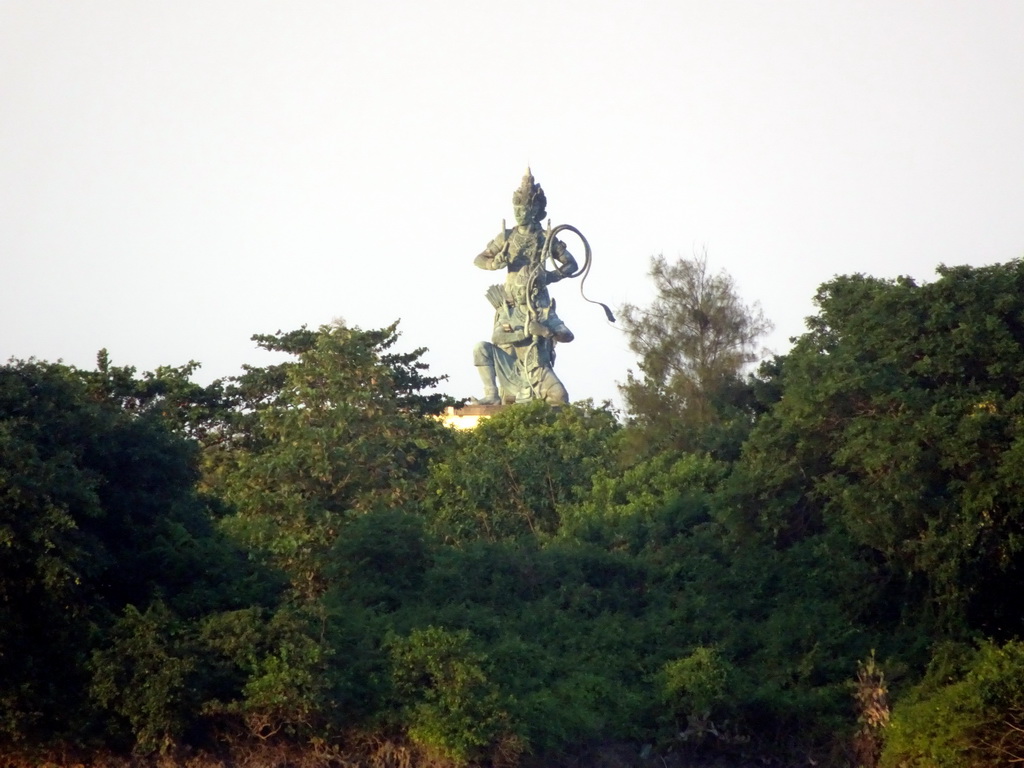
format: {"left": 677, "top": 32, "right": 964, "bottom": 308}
{"left": 387, "top": 626, "right": 513, "bottom": 766}
{"left": 881, "top": 640, "right": 1024, "bottom": 767}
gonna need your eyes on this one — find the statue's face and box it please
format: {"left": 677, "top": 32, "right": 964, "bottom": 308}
{"left": 514, "top": 204, "right": 538, "bottom": 226}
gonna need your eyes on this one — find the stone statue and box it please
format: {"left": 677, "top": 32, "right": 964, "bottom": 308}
{"left": 471, "top": 169, "right": 581, "bottom": 405}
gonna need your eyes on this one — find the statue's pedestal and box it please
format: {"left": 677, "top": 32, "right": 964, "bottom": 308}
{"left": 442, "top": 403, "right": 506, "bottom": 430}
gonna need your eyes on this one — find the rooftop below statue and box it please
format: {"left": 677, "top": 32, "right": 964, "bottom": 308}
{"left": 441, "top": 403, "right": 506, "bottom": 430}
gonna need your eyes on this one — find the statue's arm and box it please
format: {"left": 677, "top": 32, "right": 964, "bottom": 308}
{"left": 474, "top": 231, "right": 511, "bottom": 270}
{"left": 492, "top": 318, "right": 556, "bottom": 344}
{"left": 474, "top": 249, "right": 503, "bottom": 270}
{"left": 491, "top": 307, "right": 531, "bottom": 345}
{"left": 492, "top": 321, "right": 527, "bottom": 345}
{"left": 545, "top": 238, "right": 578, "bottom": 283}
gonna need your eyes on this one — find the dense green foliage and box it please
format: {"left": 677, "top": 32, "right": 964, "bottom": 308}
{"left": 880, "top": 640, "right": 1024, "bottom": 767}
{"left": 4, "top": 261, "right": 1024, "bottom": 767}
{"left": 0, "top": 358, "right": 257, "bottom": 750}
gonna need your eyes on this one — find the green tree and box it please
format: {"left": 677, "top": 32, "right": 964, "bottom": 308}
{"left": 425, "top": 400, "right": 618, "bottom": 542}
{"left": 728, "top": 261, "right": 1024, "bottom": 636}
{"left": 882, "top": 640, "right": 1024, "bottom": 767}
{"left": 0, "top": 359, "right": 255, "bottom": 752}
{"left": 660, "top": 646, "right": 734, "bottom": 741}
{"left": 199, "top": 603, "right": 336, "bottom": 741}
{"left": 387, "top": 626, "right": 513, "bottom": 766}
{"left": 619, "top": 252, "right": 772, "bottom": 455}
{"left": 89, "top": 602, "right": 199, "bottom": 755}
{"left": 560, "top": 450, "right": 726, "bottom": 552}
{"left": 85, "top": 349, "right": 232, "bottom": 444}
{"left": 205, "top": 321, "right": 453, "bottom": 601}
{"left": 193, "top": 322, "right": 455, "bottom": 743}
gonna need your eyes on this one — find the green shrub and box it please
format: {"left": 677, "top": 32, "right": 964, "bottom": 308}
{"left": 660, "top": 646, "right": 735, "bottom": 744}
{"left": 89, "top": 602, "right": 198, "bottom": 754}
{"left": 663, "top": 646, "right": 730, "bottom": 717}
{"left": 387, "top": 626, "right": 513, "bottom": 766}
{"left": 881, "top": 640, "right": 1024, "bottom": 767}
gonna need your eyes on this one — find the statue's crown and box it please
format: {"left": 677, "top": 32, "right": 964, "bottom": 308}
{"left": 512, "top": 168, "right": 547, "bottom": 220}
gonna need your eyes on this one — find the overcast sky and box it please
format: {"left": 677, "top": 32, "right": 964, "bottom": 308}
{"left": 3, "top": 1, "right": 1023, "bottom": 408}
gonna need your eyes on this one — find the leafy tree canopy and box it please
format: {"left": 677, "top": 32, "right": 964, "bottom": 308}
{"left": 619, "top": 252, "right": 772, "bottom": 456}
{"left": 0, "top": 358, "right": 254, "bottom": 748}
{"left": 730, "top": 260, "right": 1024, "bottom": 637}
{"left": 203, "top": 321, "right": 455, "bottom": 601}
{"left": 425, "top": 400, "right": 619, "bottom": 542}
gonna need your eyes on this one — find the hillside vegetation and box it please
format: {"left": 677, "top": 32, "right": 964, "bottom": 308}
{"left": 3, "top": 260, "right": 1024, "bottom": 767}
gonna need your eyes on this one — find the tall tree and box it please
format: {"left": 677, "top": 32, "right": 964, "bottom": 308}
{"left": 619, "top": 252, "right": 772, "bottom": 454}
{"left": 0, "top": 359, "right": 253, "bottom": 751}
{"left": 191, "top": 322, "right": 457, "bottom": 741}
{"left": 205, "top": 321, "right": 453, "bottom": 600}
{"left": 728, "top": 261, "right": 1024, "bottom": 637}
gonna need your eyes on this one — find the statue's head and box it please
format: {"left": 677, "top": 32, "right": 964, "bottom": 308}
{"left": 512, "top": 168, "right": 546, "bottom": 225}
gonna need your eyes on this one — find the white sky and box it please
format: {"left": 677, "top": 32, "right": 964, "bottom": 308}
{"left": 3, "top": 1, "right": 1024, "bottom": 408}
